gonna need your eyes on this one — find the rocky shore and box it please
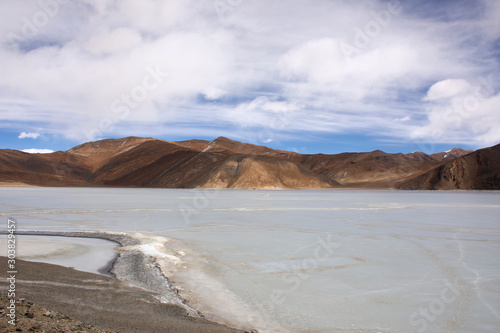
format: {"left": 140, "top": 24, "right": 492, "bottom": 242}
{"left": 0, "top": 256, "right": 247, "bottom": 333}
{"left": 1, "top": 293, "right": 111, "bottom": 333}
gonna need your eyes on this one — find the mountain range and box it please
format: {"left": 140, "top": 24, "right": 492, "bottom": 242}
{"left": 0, "top": 136, "right": 498, "bottom": 190}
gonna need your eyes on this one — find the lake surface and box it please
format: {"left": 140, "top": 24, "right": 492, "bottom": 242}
{"left": 0, "top": 235, "right": 118, "bottom": 275}
{"left": 1, "top": 188, "right": 499, "bottom": 332}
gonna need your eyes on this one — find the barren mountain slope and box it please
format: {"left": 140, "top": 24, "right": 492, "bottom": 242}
{"left": 200, "top": 155, "right": 335, "bottom": 189}
{"left": 430, "top": 148, "right": 473, "bottom": 162}
{"left": 0, "top": 149, "right": 91, "bottom": 186}
{"left": 177, "top": 136, "right": 302, "bottom": 160}
{"left": 398, "top": 144, "right": 500, "bottom": 190}
{"left": 67, "top": 136, "right": 156, "bottom": 172}
{"left": 0, "top": 137, "right": 494, "bottom": 190}
{"left": 1, "top": 137, "right": 334, "bottom": 189}
{"left": 94, "top": 139, "right": 334, "bottom": 189}
{"left": 298, "top": 149, "right": 472, "bottom": 187}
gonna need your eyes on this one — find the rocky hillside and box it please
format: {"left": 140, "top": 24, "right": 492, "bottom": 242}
{"left": 0, "top": 136, "right": 495, "bottom": 190}
{"left": 397, "top": 144, "right": 500, "bottom": 190}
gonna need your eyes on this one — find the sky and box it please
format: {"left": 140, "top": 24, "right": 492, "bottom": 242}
{"left": 0, "top": 0, "right": 499, "bottom": 155}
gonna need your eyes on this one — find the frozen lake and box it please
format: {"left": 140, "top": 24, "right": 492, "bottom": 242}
{"left": 1, "top": 187, "right": 499, "bottom": 332}
{"left": 0, "top": 235, "right": 118, "bottom": 275}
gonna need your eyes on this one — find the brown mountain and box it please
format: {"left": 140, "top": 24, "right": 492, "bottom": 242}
{"left": 0, "top": 149, "right": 91, "bottom": 186}
{"left": 397, "top": 144, "right": 500, "bottom": 190}
{"left": 0, "top": 136, "right": 496, "bottom": 190}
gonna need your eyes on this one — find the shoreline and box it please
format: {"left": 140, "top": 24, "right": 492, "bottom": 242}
{"left": 0, "top": 230, "right": 199, "bottom": 315}
{"left": 0, "top": 230, "right": 254, "bottom": 332}
{"left": 0, "top": 183, "right": 385, "bottom": 190}
{"left": 1, "top": 184, "right": 497, "bottom": 191}
{"left": 0, "top": 257, "right": 249, "bottom": 333}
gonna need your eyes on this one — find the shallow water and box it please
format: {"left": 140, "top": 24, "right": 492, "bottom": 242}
{"left": 0, "top": 235, "right": 118, "bottom": 275}
{"left": 1, "top": 188, "right": 499, "bottom": 332}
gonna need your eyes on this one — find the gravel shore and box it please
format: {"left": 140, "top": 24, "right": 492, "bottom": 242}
{"left": 0, "top": 257, "right": 248, "bottom": 333}
{"left": 1, "top": 292, "right": 111, "bottom": 333}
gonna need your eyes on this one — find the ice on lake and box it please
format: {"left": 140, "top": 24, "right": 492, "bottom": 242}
{"left": 0, "top": 235, "right": 118, "bottom": 275}
{"left": 1, "top": 187, "right": 499, "bottom": 332}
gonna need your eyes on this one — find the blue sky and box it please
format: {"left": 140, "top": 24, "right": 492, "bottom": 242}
{"left": 0, "top": 0, "right": 499, "bottom": 155}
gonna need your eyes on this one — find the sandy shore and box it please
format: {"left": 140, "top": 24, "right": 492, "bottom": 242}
{"left": 0, "top": 257, "right": 248, "bottom": 332}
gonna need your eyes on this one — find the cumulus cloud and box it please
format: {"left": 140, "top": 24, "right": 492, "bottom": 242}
{"left": 411, "top": 76, "right": 499, "bottom": 146}
{"left": 18, "top": 132, "right": 40, "bottom": 139}
{"left": 0, "top": 0, "right": 498, "bottom": 149}
{"left": 280, "top": 38, "right": 422, "bottom": 101}
{"left": 423, "top": 79, "right": 473, "bottom": 101}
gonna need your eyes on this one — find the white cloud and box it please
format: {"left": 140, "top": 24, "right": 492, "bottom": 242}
{"left": 203, "top": 87, "right": 227, "bottom": 100}
{"left": 411, "top": 77, "right": 500, "bottom": 147}
{"left": 229, "top": 97, "right": 300, "bottom": 130}
{"left": 18, "top": 132, "right": 40, "bottom": 139}
{"left": 423, "top": 79, "right": 472, "bottom": 101}
{"left": 22, "top": 149, "right": 54, "bottom": 154}
{"left": 280, "top": 38, "right": 423, "bottom": 101}
{"left": 0, "top": 0, "right": 497, "bottom": 149}
{"left": 83, "top": 28, "right": 142, "bottom": 56}
{"left": 395, "top": 116, "right": 411, "bottom": 122}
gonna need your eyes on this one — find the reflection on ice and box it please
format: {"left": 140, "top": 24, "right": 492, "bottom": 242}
{"left": 0, "top": 235, "right": 118, "bottom": 275}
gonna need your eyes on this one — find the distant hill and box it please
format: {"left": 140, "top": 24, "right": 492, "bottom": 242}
{"left": 0, "top": 136, "right": 496, "bottom": 190}
{"left": 397, "top": 144, "right": 500, "bottom": 190}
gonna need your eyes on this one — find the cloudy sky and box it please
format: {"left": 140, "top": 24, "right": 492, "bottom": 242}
{"left": 0, "top": 0, "right": 499, "bottom": 154}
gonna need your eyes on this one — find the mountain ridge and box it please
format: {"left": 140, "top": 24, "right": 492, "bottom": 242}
{"left": 397, "top": 144, "right": 500, "bottom": 190}
{"left": 1, "top": 136, "right": 496, "bottom": 190}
